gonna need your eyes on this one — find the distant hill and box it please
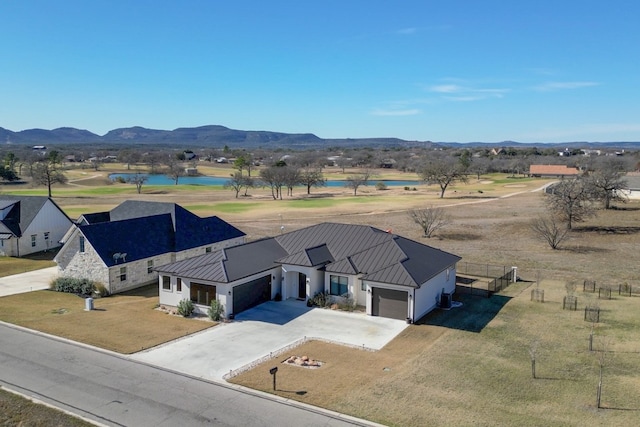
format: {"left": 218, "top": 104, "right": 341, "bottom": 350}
{"left": 1, "top": 125, "right": 638, "bottom": 150}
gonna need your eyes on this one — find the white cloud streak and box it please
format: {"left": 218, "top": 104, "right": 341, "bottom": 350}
{"left": 370, "top": 109, "right": 420, "bottom": 116}
{"left": 534, "top": 81, "right": 599, "bottom": 91}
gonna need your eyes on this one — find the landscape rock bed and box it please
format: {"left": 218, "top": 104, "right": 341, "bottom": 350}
{"left": 283, "top": 355, "right": 323, "bottom": 369}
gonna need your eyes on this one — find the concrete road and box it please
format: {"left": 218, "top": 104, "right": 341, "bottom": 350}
{"left": 0, "top": 266, "right": 58, "bottom": 297}
{"left": 132, "top": 300, "right": 408, "bottom": 380}
{"left": 0, "top": 322, "right": 377, "bottom": 427}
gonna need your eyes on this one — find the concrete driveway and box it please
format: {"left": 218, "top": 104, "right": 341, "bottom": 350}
{"left": 131, "top": 300, "right": 408, "bottom": 380}
{"left": 0, "top": 266, "right": 58, "bottom": 297}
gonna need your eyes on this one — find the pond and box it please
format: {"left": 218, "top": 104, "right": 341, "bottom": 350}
{"left": 109, "top": 173, "right": 421, "bottom": 188}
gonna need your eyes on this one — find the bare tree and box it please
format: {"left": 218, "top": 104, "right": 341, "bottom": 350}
{"left": 585, "top": 158, "right": 628, "bottom": 209}
{"left": 594, "top": 335, "right": 612, "bottom": 409}
{"left": 530, "top": 214, "right": 570, "bottom": 249}
{"left": 546, "top": 178, "right": 595, "bottom": 230}
{"left": 126, "top": 172, "right": 148, "bottom": 194}
{"left": 420, "top": 158, "right": 468, "bottom": 198}
{"left": 528, "top": 340, "right": 540, "bottom": 379}
{"left": 298, "top": 166, "right": 325, "bottom": 195}
{"left": 344, "top": 170, "right": 372, "bottom": 196}
{"left": 165, "top": 155, "right": 185, "bottom": 185}
{"left": 224, "top": 172, "right": 248, "bottom": 198}
{"left": 260, "top": 165, "right": 287, "bottom": 200}
{"left": 31, "top": 151, "right": 67, "bottom": 197}
{"left": 408, "top": 207, "right": 451, "bottom": 238}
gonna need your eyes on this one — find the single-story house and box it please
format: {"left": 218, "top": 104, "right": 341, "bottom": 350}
{"left": 529, "top": 164, "right": 580, "bottom": 177}
{"left": 156, "top": 223, "right": 461, "bottom": 322}
{"left": 0, "top": 195, "right": 73, "bottom": 257}
{"left": 55, "top": 201, "right": 245, "bottom": 294}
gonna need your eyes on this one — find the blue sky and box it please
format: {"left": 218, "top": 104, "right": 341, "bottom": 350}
{"left": 1, "top": 1, "right": 639, "bottom": 143}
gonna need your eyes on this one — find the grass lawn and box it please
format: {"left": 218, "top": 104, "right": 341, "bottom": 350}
{"left": 230, "top": 280, "right": 640, "bottom": 426}
{"left": 0, "top": 388, "right": 93, "bottom": 427}
{"left": 0, "top": 285, "right": 215, "bottom": 354}
{"left": 0, "top": 252, "right": 56, "bottom": 277}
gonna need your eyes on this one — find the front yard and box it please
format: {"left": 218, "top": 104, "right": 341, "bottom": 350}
{"left": 0, "top": 285, "right": 214, "bottom": 354}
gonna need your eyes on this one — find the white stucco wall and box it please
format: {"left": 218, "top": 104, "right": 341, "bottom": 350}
{"left": 281, "top": 265, "right": 323, "bottom": 301}
{"left": 413, "top": 266, "right": 457, "bottom": 321}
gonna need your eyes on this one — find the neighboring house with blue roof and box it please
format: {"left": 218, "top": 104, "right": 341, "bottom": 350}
{"left": 0, "top": 195, "right": 73, "bottom": 257}
{"left": 156, "top": 222, "right": 461, "bottom": 322}
{"left": 55, "top": 201, "right": 245, "bottom": 294}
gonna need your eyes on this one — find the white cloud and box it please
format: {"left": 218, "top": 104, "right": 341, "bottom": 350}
{"left": 397, "top": 27, "right": 417, "bottom": 35}
{"left": 370, "top": 108, "right": 420, "bottom": 116}
{"left": 429, "top": 84, "right": 463, "bottom": 93}
{"left": 534, "top": 81, "right": 599, "bottom": 91}
{"left": 427, "top": 80, "right": 509, "bottom": 101}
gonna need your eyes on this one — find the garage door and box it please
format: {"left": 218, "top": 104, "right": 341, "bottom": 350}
{"left": 372, "top": 288, "right": 407, "bottom": 320}
{"left": 233, "top": 275, "right": 272, "bottom": 315}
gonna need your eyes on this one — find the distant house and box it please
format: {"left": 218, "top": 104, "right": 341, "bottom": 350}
{"left": 156, "top": 223, "right": 461, "bottom": 322}
{"left": 55, "top": 201, "right": 245, "bottom": 295}
{"left": 529, "top": 164, "right": 580, "bottom": 178}
{"left": 622, "top": 173, "right": 640, "bottom": 200}
{"left": 0, "top": 196, "right": 73, "bottom": 257}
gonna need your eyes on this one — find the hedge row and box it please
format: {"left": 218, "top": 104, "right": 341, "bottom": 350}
{"left": 50, "top": 277, "right": 108, "bottom": 297}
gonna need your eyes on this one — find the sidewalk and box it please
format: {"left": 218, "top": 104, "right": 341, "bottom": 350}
{"left": 0, "top": 266, "right": 59, "bottom": 297}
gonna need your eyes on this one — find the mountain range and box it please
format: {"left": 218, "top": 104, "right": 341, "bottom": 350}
{"left": 1, "top": 125, "right": 638, "bottom": 150}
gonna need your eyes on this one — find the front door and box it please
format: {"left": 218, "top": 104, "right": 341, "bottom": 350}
{"left": 298, "top": 272, "right": 307, "bottom": 300}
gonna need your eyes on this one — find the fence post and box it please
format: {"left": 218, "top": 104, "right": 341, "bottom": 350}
{"left": 511, "top": 266, "right": 518, "bottom": 283}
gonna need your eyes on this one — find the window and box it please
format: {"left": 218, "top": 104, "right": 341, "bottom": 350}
{"left": 361, "top": 281, "right": 366, "bottom": 292}
{"left": 176, "top": 278, "right": 182, "bottom": 292}
{"left": 44, "top": 232, "right": 50, "bottom": 241}
{"left": 162, "top": 276, "right": 171, "bottom": 290}
{"left": 330, "top": 275, "right": 348, "bottom": 296}
{"left": 119, "top": 267, "right": 127, "bottom": 281}
{"left": 31, "top": 235, "right": 37, "bottom": 247}
{"left": 147, "top": 260, "right": 154, "bottom": 274}
{"left": 190, "top": 282, "right": 215, "bottom": 306}
{"left": 205, "top": 246, "right": 212, "bottom": 253}
{"left": 79, "top": 236, "right": 85, "bottom": 253}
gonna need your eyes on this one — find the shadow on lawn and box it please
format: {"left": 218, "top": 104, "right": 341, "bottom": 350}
{"left": 416, "top": 293, "right": 512, "bottom": 333}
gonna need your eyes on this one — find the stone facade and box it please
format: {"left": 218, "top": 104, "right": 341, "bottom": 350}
{"left": 57, "top": 228, "right": 245, "bottom": 294}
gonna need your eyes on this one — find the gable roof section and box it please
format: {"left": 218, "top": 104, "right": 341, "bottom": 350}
{"left": 80, "top": 214, "right": 176, "bottom": 267}
{"left": 156, "top": 237, "right": 288, "bottom": 283}
{"left": 0, "top": 196, "right": 70, "bottom": 238}
{"left": 78, "top": 201, "right": 245, "bottom": 267}
{"left": 360, "top": 237, "right": 461, "bottom": 287}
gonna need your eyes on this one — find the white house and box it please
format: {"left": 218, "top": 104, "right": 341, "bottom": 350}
{"left": 55, "top": 201, "right": 245, "bottom": 294}
{"left": 0, "top": 196, "right": 73, "bottom": 257}
{"left": 156, "top": 223, "right": 461, "bottom": 322}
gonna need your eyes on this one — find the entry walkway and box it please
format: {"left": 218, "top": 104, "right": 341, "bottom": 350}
{"left": 0, "top": 266, "right": 58, "bottom": 297}
{"left": 132, "top": 299, "right": 408, "bottom": 380}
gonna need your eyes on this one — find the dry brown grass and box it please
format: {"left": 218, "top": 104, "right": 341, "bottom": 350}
{"left": 0, "top": 285, "right": 214, "bottom": 354}
{"left": 5, "top": 169, "right": 640, "bottom": 426}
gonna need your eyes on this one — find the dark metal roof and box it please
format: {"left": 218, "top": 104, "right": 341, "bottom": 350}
{"left": 78, "top": 201, "right": 246, "bottom": 267}
{"left": 0, "top": 196, "right": 71, "bottom": 238}
{"left": 157, "top": 222, "right": 461, "bottom": 288}
{"left": 156, "top": 237, "right": 287, "bottom": 282}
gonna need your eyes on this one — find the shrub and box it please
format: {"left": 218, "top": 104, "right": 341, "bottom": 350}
{"left": 311, "top": 291, "right": 332, "bottom": 307}
{"left": 177, "top": 299, "right": 194, "bottom": 317}
{"left": 338, "top": 295, "right": 356, "bottom": 312}
{"left": 207, "top": 299, "right": 224, "bottom": 321}
{"left": 375, "top": 181, "right": 387, "bottom": 191}
{"left": 93, "top": 282, "right": 109, "bottom": 297}
{"left": 404, "top": 186, "right": 410, "bottom": 191}
{"left": 51, "top": 277, "right": 97, "bottom": 296}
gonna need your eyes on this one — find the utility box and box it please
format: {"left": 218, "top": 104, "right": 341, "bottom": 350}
{"left": 85, "top": 297, "right": 94, "bottom": 311}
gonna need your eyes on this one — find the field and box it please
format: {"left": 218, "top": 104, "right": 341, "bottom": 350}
{"left": 2, "top": 163, "right": 640, "bottom": 426}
